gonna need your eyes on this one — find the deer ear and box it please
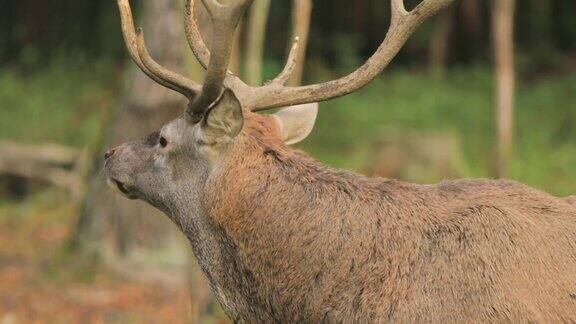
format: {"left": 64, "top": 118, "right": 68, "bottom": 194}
{"left": 202, "top": 89, "right": 244, "bottom": 140}
{"left": 272, "top": 103, "right": 318, "bottom": 145}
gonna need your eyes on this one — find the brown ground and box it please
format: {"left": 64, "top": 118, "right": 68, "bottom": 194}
{"left": 0, "top": 191, "right": 224, "bottom": 323}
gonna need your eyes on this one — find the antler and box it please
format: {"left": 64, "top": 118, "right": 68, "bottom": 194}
{"left": 183, "top": 0, "right": 454, "bottom": 111}
{"left": 116, "top": 0, "right": 201, "bottom": 100}
{"left": 187, "top": 0, "right": 254, "bottom": 121}
{"left": 118, "top": 0, "right": 254, "bottom": 121}
{"left": 181, "top": 0, "right": 315, "bottom": 102}
{"left": 183, "top": 0, "right": 252, "bottom": 96}
{"left": 248, "top": 0, "right": 455, "bottom": 111}
{"left": 118, "top": 0, "right": 454, "bottom": 120}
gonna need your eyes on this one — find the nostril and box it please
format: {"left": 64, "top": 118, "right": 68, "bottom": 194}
{"left": 104, "top": 149, "right": 116, "bottom": 160}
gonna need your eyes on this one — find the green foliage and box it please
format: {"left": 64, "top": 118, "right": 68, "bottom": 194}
{"left": 301, "top": 67, "right": 576, "bottom": 196}
{"left": 0, "top": 58, "right": 120, "bottom": 147}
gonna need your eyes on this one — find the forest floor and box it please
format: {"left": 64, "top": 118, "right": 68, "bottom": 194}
{"left": 0, "top": 190, "right": 206, "bottom": 324}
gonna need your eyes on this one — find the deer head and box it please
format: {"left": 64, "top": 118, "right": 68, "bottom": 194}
{"left": 104, "top": 0, "right": 452, "bottom": 208}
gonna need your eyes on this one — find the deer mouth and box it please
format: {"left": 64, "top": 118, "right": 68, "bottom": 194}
{"left": 107, "top": 178, "right": 138, "bottom": 200}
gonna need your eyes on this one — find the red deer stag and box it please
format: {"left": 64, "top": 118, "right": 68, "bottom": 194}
{"left": 104, "top": 0, "right": 576, "bottom": 322}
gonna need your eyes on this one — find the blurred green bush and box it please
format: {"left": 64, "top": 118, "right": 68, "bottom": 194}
{"left": 0, "top": 57, "right": 119, "bottom": 146}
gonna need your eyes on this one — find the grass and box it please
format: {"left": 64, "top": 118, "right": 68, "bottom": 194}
{"left": 1, "top": 61, "right": 576, "bottom": 196}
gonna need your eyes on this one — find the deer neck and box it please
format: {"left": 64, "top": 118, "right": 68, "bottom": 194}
{"left": 173, "top": 134, "right": 405, "bottom": 321}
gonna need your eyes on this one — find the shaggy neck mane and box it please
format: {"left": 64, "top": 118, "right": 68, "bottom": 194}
{"left": 197, "top": 115, "right": 428, "bottom": 321}
{"left": 205, "top": 115, "right": 415, "bottom": 231}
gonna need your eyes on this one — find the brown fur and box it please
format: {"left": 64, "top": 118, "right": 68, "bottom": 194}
{"left": 202, "top": 112, "right": 576, "bottom": 322}
{"left": 565, "top": 196, "right": 576, "bottom": 206}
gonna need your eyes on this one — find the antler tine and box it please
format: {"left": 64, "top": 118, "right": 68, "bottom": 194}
{"left": 187, "top": 0, "right": 255, "bottom": 121}
{"left": 390, "top": 0, "right": 408, "bottom": 23}
{"left": 268, "top": 0, "right": 311, "bottom": 87}
{"left": 184, "top": 0, "right": 210, "bottom": 69}
{"left": 184, "top": 0, "right": 253, "bottom": 94}
{"left": 135, "top": 29, "right": 202, "bottom": 99}
{"left": 286, "top": 0, "right": 312, "bottom": 86}
{"left": 248, "top": 0, "right": 455, "bottom": 111}
{"left": 117, "top": 0, "right": 175, "bottom": 89}
{"left": 269, "top": 37, "right": 300, "bottom": 86}
{"left": 117, "top": 0, "right": 200, "bottom": 99}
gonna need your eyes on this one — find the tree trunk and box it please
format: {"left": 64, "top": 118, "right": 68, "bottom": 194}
{"left": 72, "top": 0, "right": 218, "bottom": 320}
{"left": 245, "top": 0, "right": 271, "bottom": 86}
{"left": 460, "top": 0, "right": 483, "bottom": 41}
{"left": 428, "top": 7, "right": 454, "bottom": 75}
{"left": 458, "top": 0, "right": 483, "bottom": 61}
{"left": 528, "top": 0, "right": 553, "bottom": 61}
{"left": 492, "top": 0, "right": 516, "bottom": 178}
{"left": 73, "top": 0, "right": 187, "bottom": 262}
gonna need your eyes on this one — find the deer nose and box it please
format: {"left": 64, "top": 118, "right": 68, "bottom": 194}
{"left": 104, "top": 148, "right": 116, "bottom": 160}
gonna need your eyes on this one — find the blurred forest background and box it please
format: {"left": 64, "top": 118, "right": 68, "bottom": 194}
{"left": 0, "top": 0, "right": 575, "bottom": 322}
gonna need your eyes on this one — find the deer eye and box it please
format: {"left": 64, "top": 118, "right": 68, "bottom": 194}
{"left": 159, "top": 136, "right": 168, "bottom": 148}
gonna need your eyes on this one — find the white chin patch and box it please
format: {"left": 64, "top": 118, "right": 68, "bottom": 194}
{"left": 107, "top": 178, "right": 123, "bottom": 195}
{"left": 106, "top": 178, "right": 136, "bottom": 199}
{"left": 106, "top": 178, "right": 116, "bottom": 190}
